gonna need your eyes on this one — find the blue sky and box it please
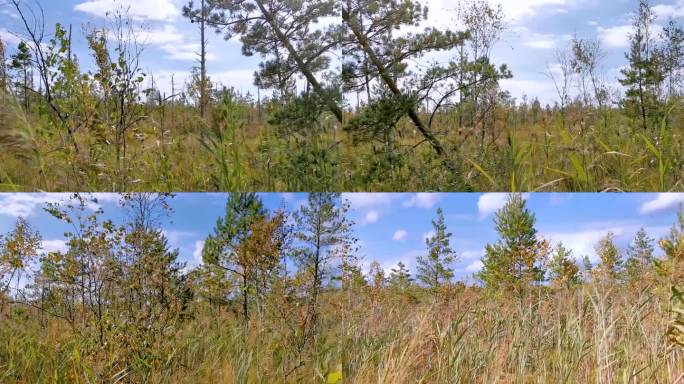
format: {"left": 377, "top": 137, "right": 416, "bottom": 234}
{"left": 1, "top": 193, "right": 683, "bottom": 282}
{"left": 2, "top": 0, "right": 684, "bottom": 103}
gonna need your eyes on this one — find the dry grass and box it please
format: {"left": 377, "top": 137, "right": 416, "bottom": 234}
{"left": 1, "top": 283, "right": 682, "bottom": 383}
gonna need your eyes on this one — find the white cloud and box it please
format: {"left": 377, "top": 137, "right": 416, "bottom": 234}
{"left": 392, "top": 229, "right": 408, "bottom": 242}
{"left": 477, "top": 194, "right": 509, "bottom": 219}
{"left": 461, "top": 249, "right": 484, "bottom": 260}
{"left": 596, "top": 25, "right": 633, "bottom": 48}
{"left": 0, "top": 193, "right": 119, "bottom": 218}
{"left": 136, "top": 24, "right": 183, "bottom": 45}
{"left": 41, "top": 239, "right": 68, "bottom": 254}
{"left": 422, "top": 230, "right": 436, "bottom": 243}
{"left": 426, "top": 0, "right": 573, "bottom": 27}
{"left": 477, "top": 193, "right": 531, "bottom": 219}
{"left": 341, "top": 193, "right": 398, "bottom": 208}
{"left": 500, "top": 78, "right": 560, "bottom": 103}
{"left": 0, "top": 28, "right": 21, "bottom": 45}
{"left": 362, "top": 249, "right": 422, "bottom": 275}
{"left": 465, "top": 260, "right": 484, "bottom": 273}
{"left": 515, "top": 27, "right": 570, "bottom": 50}
{"left": 653, "top": 1, "right": 684, "bottom": 19}
{"left": 192, "top": 240, "right": 205, "bottom": 265}
{"left": 639, "top": 193, "right": 684, "bottom": 214}
{"left": 74, "top": 0, "right": 180, "bottom": 21}
{"left": 0, "top": 194, "right": 72, "bottom": 217}
{"left": 162, "top": 230, "right": 195, "bottom": 246}
{"left": 524, "top": 37, "right": 558, "bottom": 49}
{"left": 160, "top": 43, "right": 218, "bottom": 62}
{"left": 597, "top": 23, "right": 663, "bottom": 49}
{"left": 0, "top": 8, "right": 18, "bottom": 20}
{"left": 364, "top": 210, "right": 380, "bottom": 224}
{"left": 148, "top": 69, "right": 257, "bottom": 96}
{"left": 403, "top": 193, "right": 440, "bottom": 209}
{"left": 541, "top": 223, "right": 669, "bottom": 263}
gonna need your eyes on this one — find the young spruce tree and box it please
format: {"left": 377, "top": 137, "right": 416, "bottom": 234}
{"left": 416, "top": 208, "right": 456, "bottom": 291}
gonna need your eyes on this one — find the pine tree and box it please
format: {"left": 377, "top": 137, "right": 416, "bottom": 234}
{"left": 478, "top": 194, "right": 549, "bottom": 294}
{"left": 342, "top": 0, "right": 490, "bottom": 176}
{"left": 416, "top": 208, "right": 456, "bottom": 290}
{"left": 294, "top": 193, "right": 357, "bottom": 339}
{"left": 548, "top": 242, "right": 580, "bottom": 289}
{"left": 9, "top": 41, "right": 32, "bottom": 110}
{"left": 186, "top": 0, "right": 343, "bottom": 122}
{"left": 388, "top": 261, "right": 413, "bottom": 291}
{"left": 625, "top": 228, "right": 655, "bottom": 283}
{"left": 595, "top": 232, "right": 623, "bottom": 282}
{"left": 619, "top": 0, "right": 663, "bottom": 131}
{"left": 659, "top": 19, "right": 684, "bottom": 99}
{"left": 202, "top": 192, "right": 267, "bottom": 324}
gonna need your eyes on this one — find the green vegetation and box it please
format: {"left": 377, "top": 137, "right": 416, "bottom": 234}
{"left": 1, "top": 193, "right": 683, "bottom": 383}
{"left": 0, "top": 0, "right": 683, "bottom": 192}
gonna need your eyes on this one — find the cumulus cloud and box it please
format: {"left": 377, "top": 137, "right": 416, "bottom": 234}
{"left": 135, "top": 24, "right": 184, "bottom": 45}
{"left": 514, "top": 27, "right": 570, "bottom": 50}
{"left": 192, "top": 240, "right": 205, "bottom": 265}
{"left": 392, "top": 229, "right": 408, "bottom": 242}
{"left": 341, "top": 193, "right": 397, "bottom": 208}
{"left": 403, "top": 193, "right": 440, "bottom": 209}
{"left": 74, "top": 0, "right": 180, "bottom": 21}
{"left": 160, "top": 43, "right": 218, "bottom": 62}
{"left": 639, "top": 193, "right": 684, "bottom": 214}
{"left": 0, "top": 28, "right": 21, "bottom": 44}
{"left": 479, "top": 193, "right": 534, "bottom": 219}
{"left": 541, "top": 223, "right": 669, "bottom": 263}
{"left": 0, "top": 193, "right": 120, "bottom": 218}
{"left": 477, "top": 193, "right": 529, "bottom": 219}
{"left": 597, "top": 23, "right": 664, "bottom": 49}
{"left": 41, "top": 239, "right": 68, "bottom": 254}
{"left": 1, "top": 194, "right": 77, "bottom": 217}
{"left": 362, "top": 249, "right": 422, "bottom": 275}
{"left": 465, "top": 260, "right": 484, "bottom": 273}
{"left": 162, "top": 230, "right": 196, "bottom": 246}
{"left": 596, "top": 25, "right": 633, "bottom": 48}
{"left": 426, "top": 0, "right": 573, "bottom": 26}
{"left": 653, "top": 0, "right": 684, "bottom": 19}
{"left": 364, "top": 210, "right": 380, "bottom": 224}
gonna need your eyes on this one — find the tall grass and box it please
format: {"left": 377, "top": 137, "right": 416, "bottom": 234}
{"left": 1, "top": 96, "right": 683, "bottom": 192}
{"left": 1, "top": 283, "right": 682, "bottom": 383}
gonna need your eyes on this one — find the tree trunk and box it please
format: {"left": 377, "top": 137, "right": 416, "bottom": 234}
{"left": 343, "top": 10, "right": 460, "bottom": 176}
{"left": 253, "top": 0, "right": 344, "bottom": 123}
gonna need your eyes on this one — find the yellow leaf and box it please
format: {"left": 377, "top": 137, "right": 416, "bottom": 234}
{"left": 326, "top": 370, "right": 343, "bottom": 384}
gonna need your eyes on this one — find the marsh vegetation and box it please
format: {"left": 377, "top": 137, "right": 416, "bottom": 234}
{"left": 0, "top": 193, "right": 683, "bottom": 383}
{"left": 0, "top": 0, "right": 683, "bottom": 192}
